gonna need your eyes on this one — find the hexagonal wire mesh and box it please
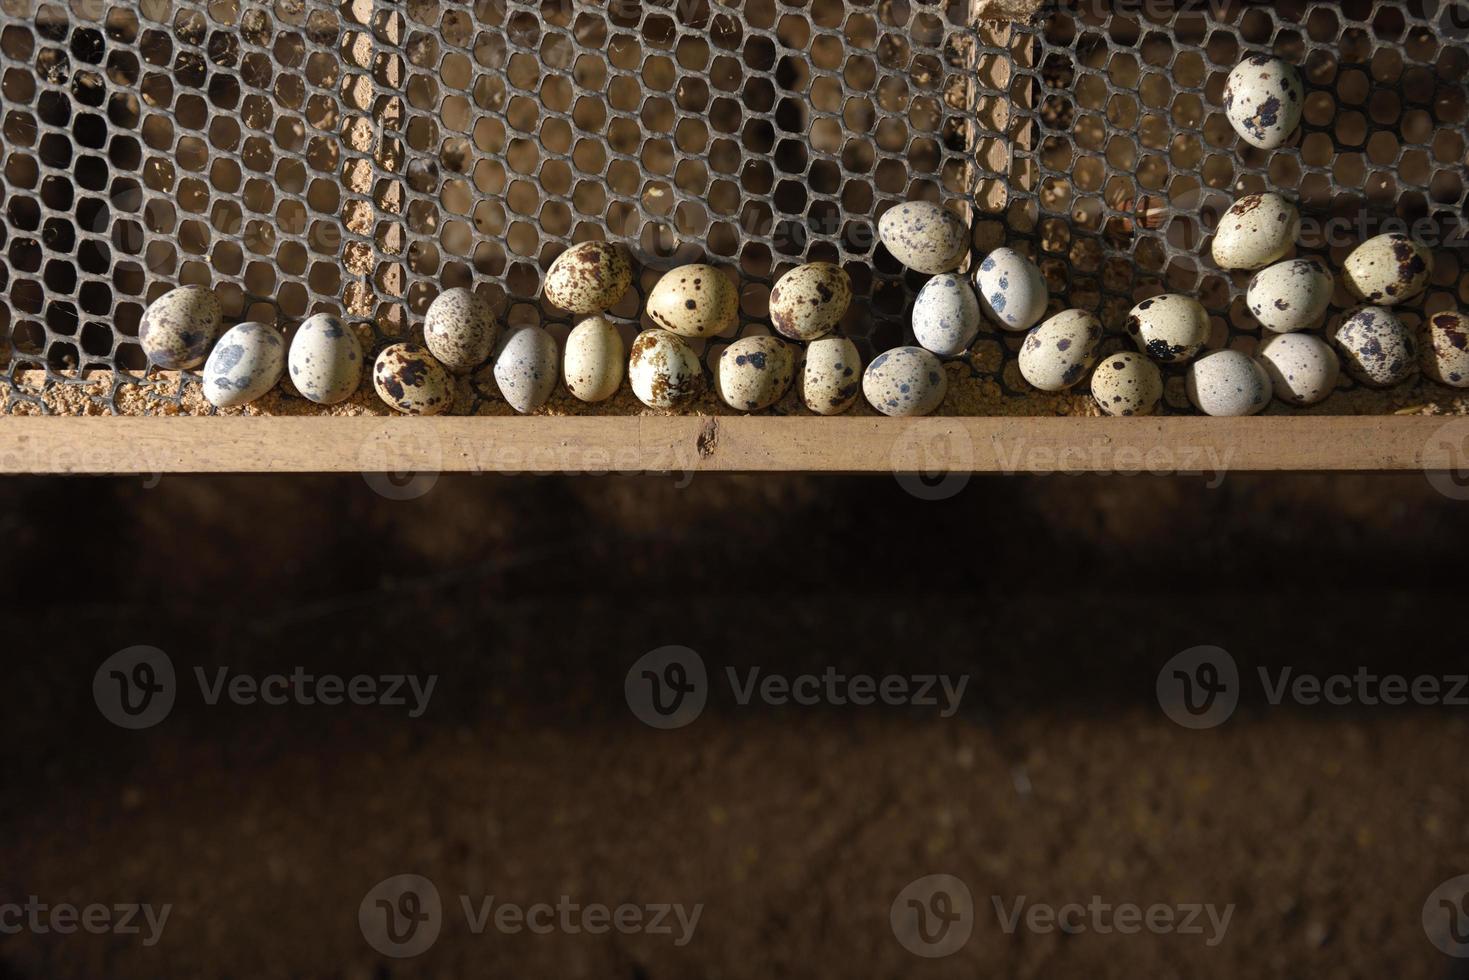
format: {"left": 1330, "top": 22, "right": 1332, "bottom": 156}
{"left": 0, "top": 0, "right": 1466, "bottom": 415}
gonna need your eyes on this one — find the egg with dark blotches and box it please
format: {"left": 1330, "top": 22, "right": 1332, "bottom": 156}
{"left": 563, "top": 315, "right": 625, "bottom": 402}
{"left": 1248, "top": 258, "right": 1335, "bottom": 333}
{"left": 1211, "top": 193, "right": 1300, "bottom": 271}
{"left": 646, "top": 264, "right": 739, "bottom": 338}
{"left": 975, "top": 247, "right": 1048, "bottom": 332}
{"left": 491, "top": 325, "right": 558, "bottom": 414}
{"left": 1224, "top": 55, "right": 1304, "bottom": 150}
{"left": 862, "top": 346, "right": 948, "bottom": 417}
{"left": 1019, "top": 309, "right": 1102, "bottom": 392}
{"left": 878, "top": 202, "right": 968, "bottom": 275}
{"left": 140, "top": 285, "right": 221, "bottom": 370}
{"left": 424, "top": 287, "right": 498, "bottom": 373}
{"left": 202, "top": 322, "right": 284, "bottom": 408}
{"left": 288, "top": 313, "right": 364, "bottom": 405}
{"left": 543, "top": 241, "right": 632, "bottom": 315}
{"left": 1257, "top": 332, "right": 1339, "bottom": 406}
{"left": 1425, "top": 311, "right": 1469, "bottom": 389}
{"left": 373, "top": 342, "right": 452, "bottom": 416}
{"left": 717, "top": 335, "right": 795, "bottom": 412}
{"left": 1090, "top": 352, "right": 1163, "bottom": 417}
{"left": 630, "top": 329, "right": 703, "bottom": 410}
{"left": 1186, "top": 350, "right": 1272, "bottom": 417}
{"left": 801, "top": 336, "right": 862, "bottom": 416}
{"left": 912, "top": 274, "right": 982, "bottom": 357}
{"left": 768, "top": 262, "right": 851, "bottom": 342}
{"left": 1127, "top": 294, "right": 1210, "bottom": 364}
{"left": 1333, "top": 306, "right": 1419, "bottom": 388}
{"left": 1343, "top": 234, "right": 1433, "bottom": 306}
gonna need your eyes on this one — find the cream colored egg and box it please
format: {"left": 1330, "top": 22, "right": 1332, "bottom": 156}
{"left": 1257, "top": 332, "right": 1339, "bottom": 406}
{"left": 202, "top": 322, "right": 284, "bottom": 408}
{"left": 288, "top": 313, "right": 364, "bottom": 405}
{"left": 1019, "top": 309, "right": 1102, "bottom": 392}
{"left": 1126, "top": 294, "right": 1210, "bottom": 364}
{"left": 140, "top": 285, "right": 222, "bottom": 369}
{"left": 1247, "top": 258, "right": 1335, "bottom": 333}
{"left": 543, "top": 241, "right": 633, "bottom": 314}
{"left": 1211, "top": 193, "right": 1300, "bottom": 271}
{"left": 862, "top": 346, "right": 947, "bottom": 417}
{"left": 975, "top": 247, "right": 1048, "bottom": 333}
{"left": 491, "top": 325, "right": 558, "bottom": 414}
{"left": 562, "top": 315, "right": 625, "bottom": 402}
{"left": 646, "top": 264, "right": 739, "bottom": 338}
{"left": 1333, "top": 306, "right": 1418, "bottom": 388}
{"left": 878, "top": 201, "right": 968, "bottom": 275}
{"left": 373, "top": 342, "right": 453, "bottom": 416}
{"left": 717, "top": 336, "right": 795, "bottom": 412}
{"left": 1424, "top": 311, "right": 1469, "bottom": 388}
{"left": 912, "top": 274, "right": 982, "bottom": 357}
{"left": 1343, "top": 234, "right": 1434, "bottom": 306}
{"left": 424, "top": 287, "right": 498, "bottom": 373}
{"left": 629, "top": 328, "right": 703, "bottom": 410}
{"left": 1186, "top": 350, "right": 1271, "bottom": 417}
{"left": 800, "top": 336, "right": 862, "bottom": 416}
{"left": 769, "top": 262, "right": 851, "bottom": 342}
{"left": 1090, "top": 352, "right": 1163, "bottom": 417}
{"left": 1224, "top": 55, "right": 1305, "bottom": 150}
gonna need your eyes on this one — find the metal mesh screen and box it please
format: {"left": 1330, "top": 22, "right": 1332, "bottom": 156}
{"left": 0, "top": 0, "right": 1466, "bottom": 415}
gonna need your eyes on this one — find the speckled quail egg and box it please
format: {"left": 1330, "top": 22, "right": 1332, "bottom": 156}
{"left": 562, "top": 315, "right": 625, "bottom": 402}
{"left": 1224, "top": 55, "right": 1305, "bottom": 150}
{"left": 718, "top": 335, "right": 795, "bottom": 412}
{"left": 288, "top": 313, "right": 363, "bottom": 405}
{"left": 1211, "top": 193, "right": 1300, "bottom": 271}
{"left": 1248, "top": 258, "right": 1335, "bottom": 333}
{"left": 491, "top": 325, "right": 558, "bottom": 414}
{"left": 878, "top": 201, "right": 969, "bottom": 275}
{"left": 1343, "top": 234, "right": 1434, "bottom": 306}
{"left": 768, "top": 262, "right": 851, "bottom": 342}
{"left": 1126, "top": 294, "right": 1210, "bottom": 364}
{"left": 1090, "top": 352, "right": 1164, "bottom": 417}
{"left": 646, "top": 264, "right": 739, "bottom": 338}
{"left": 1019, "top": 309, "right": 1102, "bottom": 392}
{"left": 1186, "top": 350, "right": 1272, "bottom": 417}
{"left": 629, "top": 328, "right": 703, "bottom": 410}
{"left": 543, "top": 241, "right": 633, "bottom": 315}
{"left": 1257, "top": 332, "right": 1340, "bottom": 406}
{"left": 975, "top": 247, "right": 1048, "bottom": 333}
{"left": 202, "top": 322, "right": 284, "bottom": 408}
{"left": 912, "top": 274, "right": 982, "bottom": 357}
{"left": 373, "top": 342, "right": 453, "bottom": 416}
{"left": 423, "top": 287, "right": 497, "bottom": 374}
{"left": 1424, "top": 311, "right": 1469, "bottom": 388}
{"left": 140, "top": 285, "right": 222, "bottom": 370}
{"left": 863, "top": 346, "right": 948, "bottom": 417}
{"left": 801, "top": 336, "right": 862, "bottom": 416}
{"left": 1333, "top": 306, "right": 1419, "bottom": 388}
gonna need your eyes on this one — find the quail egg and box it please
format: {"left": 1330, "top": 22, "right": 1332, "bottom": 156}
{"left": 373, "top": 342, "right": 453, "bottom": 416}
{"left": 1342, "top": 234, "right": 1434, "bottom": 306}
{"left": 629, "top": 328, "right": 703, "bottom": 410}
{"left": 912, "top": 274, "right": 982, "bottom": 357}
{"left": 202, "top": 322, "right": 284, "bottom": 408}
{"left": 863, "top": 346, "right": 948, "bottom": 417}
{"left": 140, "top": 285, "right": 222, "bottom": 370}
{"left": 1186, "top": 350, "right": 1272, "bottom": 417}
{"left": 1333, "top": 306, "right": 1419, "bottom": 388}
{"left": 423, "top": 287, "right": 498, "bottom": 374}
{"left": 718, "top": 335, "right": 795, "bottom": 412}
{"left": 646, "top": 264, "right": 739, "bottom": 338}
{"left": 768, "top": 262, "right": 851, "bottom": 342}
{"left": 878, "top": 201, "right": 969, "bottom": 275}
{"left": 288, "top": 313, "right": 364, "bottom": 405}
{"left": 1257, "top": 332, "right": 1340, "bottom": 406}
{"left": 975, "top": 247, "right": 1048, "bottom": 333}
{"left": 543, "top": 241, "right": 633, "bottom": 314}
{"left": 1019, "top": 309, "right": 1102, "bottom": 392}
{"left": 1211, "top": 193, "right": 1300, "bottom": 271}
{"left": 1090, "top": 352, "right": 1164, "bottom": 417}
{"left": 1248, "top": 258, "right": 1335, "bottom": 333}
{"left": 1127, "top": 294, "right": 1211, "bottom": 364}
{"left": 1224, "top": 55, "right": 1305, "bottom": 150}
{"left": 491, "top": 325, "right": 559, "bottom": 414}
{"left": 563, "top": 315, "right": 625, "bottom": 402}
{"left": 801, "top": 336, "right": 862, "bottom": 416}
{"left": 1424, "top": 311, "right": 1469, "bottom": 388}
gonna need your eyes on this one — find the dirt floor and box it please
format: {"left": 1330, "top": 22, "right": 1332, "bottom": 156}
{"left": 2, "top": 471, "right": 1468, "bottom": 978}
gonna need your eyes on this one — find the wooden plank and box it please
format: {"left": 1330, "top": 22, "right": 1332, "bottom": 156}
{"left": 0, "top": 416, "right": 1465, "bottom": 474}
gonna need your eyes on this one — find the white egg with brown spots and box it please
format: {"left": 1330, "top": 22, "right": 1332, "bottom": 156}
{"left": 1224, "top": 55, "right": 1305, "bottom": 150}
{"left": 140, "top": 285, "right": 222, "bottom": 370}
{"left": 629, "top": 329, "right": 703, "bottom": 410}
{"left": 1342, "top": 234, "right": 1434, "bottom": 306}
{"left": 975, "top": 247, "right": 1048, "bottom": 333}
{"left": 1019, "top": 309, "right": 1102, "bottom": 392}
{"left": 1211, "top": 193, "right": 1300, "bottom": 271}
{"left": 202, "top": 322, "right": 284, "bottom": 408}
{"left": 1257, "top": 332, "right": 1339, "bottom": 406}
{"left": 288, "top": 313, "right": 364, "bottom": 405}
{"left": 562, "top": 315, "right": 625, "bottom": 402}
{"left": 1127, "top": 294, "right": 1210, "bottom": 364}
{"left": 912, "top": 274, "right": 982, "bottom": 357}
{"left": 800, "top": 336, "right": 862, "bottom": 416}
{"left": 878, "top": 202, "right": 968, "bottom": 275}
{"left": 863, "top": 346, "right": 947, "bottom": 417}
{"left": 1424, "top": 311, "right": 1469, "bottom": 388}
{"left": 1186, "top": 350, "right": 1271, "bottom": 417}
{"left": 718, "top": 335, "right": 795, "bottom": 412}
{"left": 768, "top": 263, "right": 850, "bottom": 342}
{"left": 1248, "top": 258, "right": 1334, "bottom": 333}
{"left": 373, "top": 342, "right": 452, "bottom": 416}
{"left": 1333, "top": 306, "right": 1418, "bottom": 388}
{"left": 543, "top": 241, "right": 632, "bottom": 314}
{"left": 490, "top": 325, "right": 558, "bottom": 414}
{"left": 1090, "top": 352, "right": 1163, "bottom": 417}
{"left": 646, "top": 264, "right": 739, "bottom": 338}
{"left": 423, "top": 287, "right": 497, "bottom": 373}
